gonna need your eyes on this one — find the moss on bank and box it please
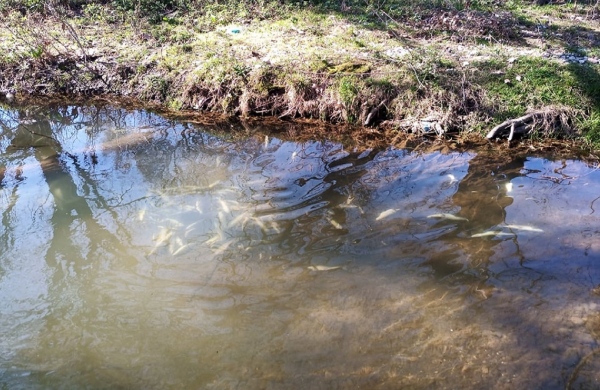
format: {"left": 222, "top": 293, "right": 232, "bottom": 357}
{"left": 0, "top": 0, "right": 599, "bottom": 147}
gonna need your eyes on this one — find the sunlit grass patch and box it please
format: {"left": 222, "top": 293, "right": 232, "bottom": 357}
{"left": 476, "top": 56, "right": 600, "bottom": 137}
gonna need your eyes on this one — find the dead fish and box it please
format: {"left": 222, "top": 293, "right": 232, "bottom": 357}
{"left": 504, "top": 224, "right": 544, "bottom": 233}
{"left": 218, "top": 199, "right": 230, "bottom": 213}
{"left": 172, "top": 242, "right": 193, "bottom": 256}
{"left": 270, "top": 221, "right": 282, "bottom": 234}
{"left": 204, "top": 234, "right": 220, "bottom": 246}
{"left": 163, "top": 218, "right": 184, "bottom": 228}
{"left": 216, "top": 188, "right": 237, "bottom": 195}
{"left": 175, "top": 236, "right": 184, "bottom": 247}
{"left": 376, "top": 209, "right": 398, "bottom": 221}
{"left": 185, "top": 220, "right": 203, "bottom": 231}
{"left": 185, "top": 224, "right": 203, "bottom": 238}
{"left": 212, "top": 239, "right": 233, "bottom": 255}
{"left": 251, "top": 216, "right": 268, "bottom": 231}
{"left": 328, "top": 218, "right": 343, "bottom": 230}
{"left": 228, "top": 211, "right": 251, "bottom": 228}
{"left": 308, "top": 265, "right": 342, "bottom": 271}
{"left": 471, "top": 231, "right": 513, "bottom": 238}
{"left": 217, "top": 211, "right": 226, "bottom": 226}
{"left": 149, "top": 229, "right": 173, "bottom": 255}
{"left": 427, "top": 213, "right": 468, "bottom": 222}
{"left": 153, "top": 228, "right": 173, "bottom": 243}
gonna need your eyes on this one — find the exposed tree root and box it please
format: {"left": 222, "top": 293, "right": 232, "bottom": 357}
{"left": 486, "top": 107, "right": 577, "bottom": 141}
{"left": 364, "top": 100, "right": 387, "bottom": 127}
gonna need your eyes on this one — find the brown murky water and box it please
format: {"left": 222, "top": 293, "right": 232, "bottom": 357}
{"left": 1, "top": 105, "right": 600, "bottom": 389}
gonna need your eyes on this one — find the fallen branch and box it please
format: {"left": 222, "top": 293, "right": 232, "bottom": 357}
{"left": 486, "top": 111, "right": 543, "bottom": 140}
{"left": 364, "top": 99, "right": 387, "bottom": 126}
{"left": 486, "top": 107, "right": 575, "bottom": 141}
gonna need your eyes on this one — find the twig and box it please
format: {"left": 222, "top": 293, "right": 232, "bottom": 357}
{"left": 590, "top": 194, "right": 600, "bottom": 215}
{"left": 566, "top": 347, "right": 600, "bottom": 390}
{"left": 45, "top": 3, "right": 111, "bottom": 89}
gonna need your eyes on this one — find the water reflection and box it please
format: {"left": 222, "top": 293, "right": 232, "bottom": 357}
{"left": 1, "top": 105, "right": 600, "bottom": 389}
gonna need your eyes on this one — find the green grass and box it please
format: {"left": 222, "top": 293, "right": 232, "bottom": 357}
{"left": 478, "top": 57, "right": 600, "bottom": 121}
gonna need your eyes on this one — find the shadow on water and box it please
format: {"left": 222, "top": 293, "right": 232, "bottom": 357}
{"left": 2, "top": 105, "right": 600, "bottom": 389}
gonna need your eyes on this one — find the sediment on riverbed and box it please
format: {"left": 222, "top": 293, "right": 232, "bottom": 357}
{"left": 1, "top": 0, "right": 599, "bottom": 147}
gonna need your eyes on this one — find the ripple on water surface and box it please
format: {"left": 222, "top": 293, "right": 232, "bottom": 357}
{"left": 1, "top": 106, "right": 600, "bottom": 389}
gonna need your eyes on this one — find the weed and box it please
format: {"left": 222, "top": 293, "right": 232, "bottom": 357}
{"left": 148, "top": 76, "right": 170, "bottom": 100}
{"left": 338, "top": 76, "right": 358, "bottom": 107}
{"left": 353, "top": 39, "right": 366, "bottom": 48}
{"left": 27, "top": 45, "right": 44, "bottom": 58}
{"left": 82, "top": 3, "right": 117, "bottom": 23}
{"left": 582, "top": 112, "right": 600, "bottom": 146}
{"left": 168, "top": 98, "right": 183, "bottom": 110}
{"left": 232, "top": 64, "right": 251, "bottom": 80}
{"left": 367, "top": 78, "right": 395, "bottom": 93}
{"left": 565, "top": 45, "right": 587, "bottom": 56}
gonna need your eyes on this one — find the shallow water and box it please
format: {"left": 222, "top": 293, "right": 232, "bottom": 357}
{"left": 1, "top": 105, "right": 600, "bottom": 389}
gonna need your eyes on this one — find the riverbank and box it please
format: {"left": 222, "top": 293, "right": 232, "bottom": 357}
{"left": 1, "top": 0, "right": 599, "bottom": 147}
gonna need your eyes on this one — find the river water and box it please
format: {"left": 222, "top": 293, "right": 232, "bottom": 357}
{"left": 1, "top": 105, "right": 600, "bottom": 389}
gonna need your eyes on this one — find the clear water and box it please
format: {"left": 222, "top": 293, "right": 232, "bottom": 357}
{"left": 1, "top": 106, "right": 600, "bottom": 389}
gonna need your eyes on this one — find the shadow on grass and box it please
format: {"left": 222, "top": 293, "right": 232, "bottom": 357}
{"left": 474, "top": 12, "right": 600, "bottom": 138}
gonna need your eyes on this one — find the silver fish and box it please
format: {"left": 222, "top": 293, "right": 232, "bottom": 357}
{"left": 471, "top": 231, "right": 513, "bottom": 238}
{"left": 504, "top": 224, "right": 544, "bottom": 233}
{"left": 427, "top": 213, "right": 468, "bottom": 222}
{"left": 195, "top": 200, "right": 203, "bottom": 214}
{"left": 376, "top": 209, "right": 398, "bottom": 221}
{"left": 212, "top": 239, "right": 234, "bottom": 255}
{"left": 204, "top": 235, "right": 220, "bottom": 245}
{"left": 327, "top": 218, "right": 343, "bottom": 229}
{"left": 251, "top": 216, "right": 269, "bottom": 231}
{"left": 228, "top": 211, "right": 251, "bottom": 228}
{"left": 172, "top": 242, "right": 193, "bottom": 256}
{"left": 308, "top": 265, "right": 342, "bottom": 271}
{"left": 218, "top": 199, "right": 230, "bottom": 213}
{"left": 270, "top": 221, "right": 282, "bottom": 234}
{"left": 149, "top": 229, "right": 173, "bottom": 255}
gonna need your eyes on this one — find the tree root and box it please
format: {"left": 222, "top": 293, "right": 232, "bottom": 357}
{"left": 486, "top": 107, "right": 575, "bottom": 141}
{"left": 486, "top": 111, "right": 545, "bottom": 141}
{"left": 364, "top": 99, "right": 387, "bottom": 126}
